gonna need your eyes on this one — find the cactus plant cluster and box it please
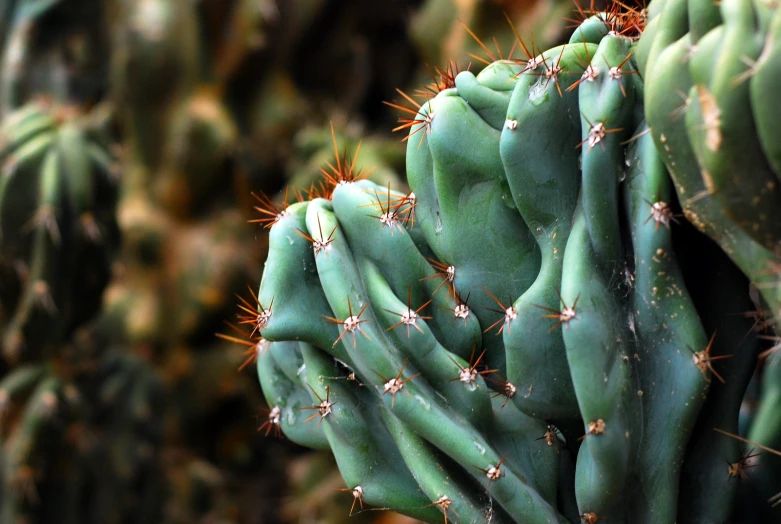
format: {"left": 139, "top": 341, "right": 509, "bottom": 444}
{"left": 252, "top": 1, "right": 781, "bottom": 522}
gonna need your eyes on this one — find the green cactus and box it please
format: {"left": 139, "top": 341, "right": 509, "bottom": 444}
{"left": 251, "top": 1, "right": 781, "bottom": 522}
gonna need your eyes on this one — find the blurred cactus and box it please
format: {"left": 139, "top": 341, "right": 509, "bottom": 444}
{"left": 0, "top": 99, "right": 119, "bottom": 363}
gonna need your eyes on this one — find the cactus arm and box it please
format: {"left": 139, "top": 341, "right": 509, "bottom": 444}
{"left": 624, "top": 122, "right": 709, "bottom": 522}
{"left": 409, "top": 90, "right": 541, "bottom": 375}
{"left": 256, "top": 201, "right": 351, "bottom": 364}
{"left": 453, "top": 62, "right": 518, "bottom": 130}
{"left": 255, "top": 340, "right": 329, "bottom": 450}
{"left": 578, "top": 35, "right": 637, "bottom": 272}
{"left": 298, "top": 342, "right": 442, "bottom": 522}
{"left": 381, "top": 406, "right": 514, "bottom": 524}
{"left": 688, "top": 0, "right": 722, "bottom": 44}
{"left": 561, "top": 201, "right": 634, "bottom": 520}
{"left": 498, "top": 42, "right": 596, "bottom": 423}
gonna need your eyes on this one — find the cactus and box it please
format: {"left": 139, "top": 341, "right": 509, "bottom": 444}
{"left": 252, "top": 1, "right": 781, "bottom": 522}
{"left": 0, "top": 99, "right": 119, "bottom": 362}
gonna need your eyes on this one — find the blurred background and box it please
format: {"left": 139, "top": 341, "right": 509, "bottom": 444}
{"left": 0, "top": 0, "right": 579, "bottom": 522}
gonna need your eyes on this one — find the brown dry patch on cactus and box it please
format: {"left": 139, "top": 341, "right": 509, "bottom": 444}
{"left": 696, "top": 85, "right": 722, "bottom": 153}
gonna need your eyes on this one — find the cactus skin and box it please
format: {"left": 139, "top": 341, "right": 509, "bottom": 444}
{"left": 250, "top": 1, "right": 781, "bottom": 522}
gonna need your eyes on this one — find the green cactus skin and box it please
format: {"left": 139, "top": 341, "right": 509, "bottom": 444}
{"left": 499, "top": 42, "right": 593, "bottom": 424}
{"left": 251, "top": 1, "right": 781, "bottom": 522}
{"left": 404, "top": 60, "right": 541, "bottom": 378}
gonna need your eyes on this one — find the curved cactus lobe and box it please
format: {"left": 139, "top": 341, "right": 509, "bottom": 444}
{"left": 498, "top": 42, "right": 596, "bottom": 423}
{"left": 578, "top": 35, "right": 638, "bottom": 272}
{"left": 298, "top": 343, "right": 443, "bottom": 522}
{"left": 255, "top": 201, "right": 350, "bottom": 363}
{"left": 255, "top": 340, "right": 330, "bottom": 450}
{"left": 381, "top": 408, "right": 512, "bottom": 524}
{"left": 331, "top": 180, "right": 481, "bottom": 363}
{"left": 561, "top": 201, "right": 635, "bottom": 520}
{"left": 623, "top": 123, "right": 709, "bottom": 522}
{"left": 646, "top": 26, "right": 781, "bottom": 330}
{"left": 405, "top": 88, "right": 540, "bottom": 376}
{"left": 453, "top": 60, "right": 522, "bottom": 130}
